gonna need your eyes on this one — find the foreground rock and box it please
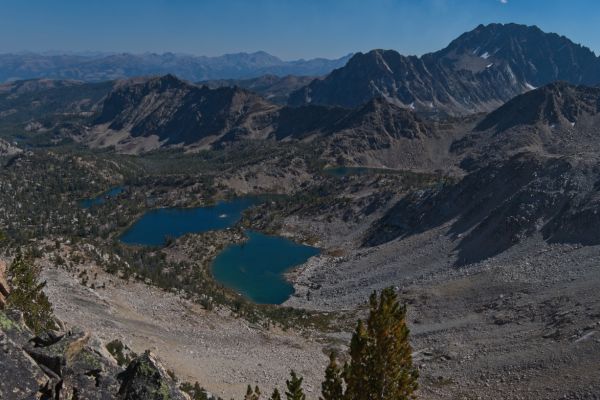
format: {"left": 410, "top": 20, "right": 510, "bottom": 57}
{"left": 0, "top": 310, "right": 189, "bottom": 400}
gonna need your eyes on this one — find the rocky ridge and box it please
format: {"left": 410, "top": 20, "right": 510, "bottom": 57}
{"left": 90, "top": 75, "right": 452, "bottom": 170}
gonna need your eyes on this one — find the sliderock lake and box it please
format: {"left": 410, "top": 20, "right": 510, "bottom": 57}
{"left": 108, "top": 196, "right": 319, "bottom": 304}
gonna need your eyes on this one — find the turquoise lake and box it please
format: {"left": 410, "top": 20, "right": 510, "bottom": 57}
{"left": 211, "top": 231, "right": 319, "bottom": 304}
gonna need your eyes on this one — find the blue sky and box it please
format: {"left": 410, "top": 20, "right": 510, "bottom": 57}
{"left": 1, "top": 0, "right": 599, "bottom": 59}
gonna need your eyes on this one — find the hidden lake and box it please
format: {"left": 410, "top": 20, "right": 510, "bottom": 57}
{"left": 82, "top": 192, "right": 319, "bottom": 304}
{"left": 80, "top": 186, "right": 124, "bottom": 208}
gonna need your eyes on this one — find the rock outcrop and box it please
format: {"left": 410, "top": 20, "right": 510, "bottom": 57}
{"left": 0, "top": 139, "right": 21, "bottom": 158}
{"left": 117, "top": 352, "right": 189, "bottom": 400}
{"left": 0, "top": 310, "right": 189, "bottom": 400}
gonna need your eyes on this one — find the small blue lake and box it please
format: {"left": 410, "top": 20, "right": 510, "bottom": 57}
{"left": 323, "top": 166, "right": 373, "bottom": 177}
{"left": 211, "top": 231, "right": 319, "bottom": 304}
{"left": 80, "top": 186, "right": 124, "bottom": 208}
{"left": 119, "top": 197, "right": 260, "bottom": 246}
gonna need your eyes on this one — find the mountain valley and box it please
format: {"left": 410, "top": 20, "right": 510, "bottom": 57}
{"left": 1, "top": 22, "right": 600, "bottom": 400}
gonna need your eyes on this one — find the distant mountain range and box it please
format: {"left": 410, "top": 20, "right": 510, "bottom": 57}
{"left": 0, "top": 51, "right": 353, "bottom": 83}
{"left": 9, "top": 70, "right": 600, "bottom": 261}
{"left": 289, "top": 23, "right": 600, "bottom": 115}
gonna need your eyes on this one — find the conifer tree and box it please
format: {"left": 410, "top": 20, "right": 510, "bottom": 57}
{"left": 269, "top": 388, "right": 282, "bottom": 400}
{"left": 344, "top": 287, "right": 418, "bottom": 400}
{"left": 285, "top": 371, "right": 306, "bottom": 400}
{"left": 320, "top": 352, "right": 344, "bottom": 400}
{"left": 344, "top": 320, "right": 370, "bottom": 400}
{"left": 7, "top": 251, "right": 55, "bottom": 334}
{"left": 245, "top": 385, "right": 261, "bottom": 400}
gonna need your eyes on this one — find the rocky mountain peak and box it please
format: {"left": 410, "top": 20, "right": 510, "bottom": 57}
{"left": 289, "top": 23, "right": 600, "bottom": 114}
{"left": 438, "top": 23, "right": 600, "bottom": 86}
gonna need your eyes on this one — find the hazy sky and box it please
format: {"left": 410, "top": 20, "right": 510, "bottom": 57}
{"left": 1, "top": 0, "right": 599, "bottom": 60}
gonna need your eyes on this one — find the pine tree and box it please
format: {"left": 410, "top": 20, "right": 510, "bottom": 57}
{"left": 245, "top": 385, "right": 261, "bottom": 400}
{"left": 269, "top": 388, "right": 282, "bottom": 400}
{"left": 285, "top": 370, "right": 306, "bottom": 400}
{"left": 254, "top": 386, "right": 261, "bottom": 400}
{"left": 344, "top": 319, "right": 370, "bottom": 400}
{"left": 320, "top": 352, "right": 344, "bottom": 400}
{"left": 345, "top": 287, "right": 418, "bottom": 400}
{"left": 245, "top": 385, "right": 254, "bottom": 400}
{"left": 6, "top": 251, "right": 55, "bottom": 334}
{"left": 193, "top": 382, "right": 208, "bottom": 400}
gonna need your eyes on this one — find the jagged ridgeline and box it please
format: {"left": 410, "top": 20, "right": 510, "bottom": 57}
{"left": 289, "top": 23, "right": 600, "bottom": 114}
